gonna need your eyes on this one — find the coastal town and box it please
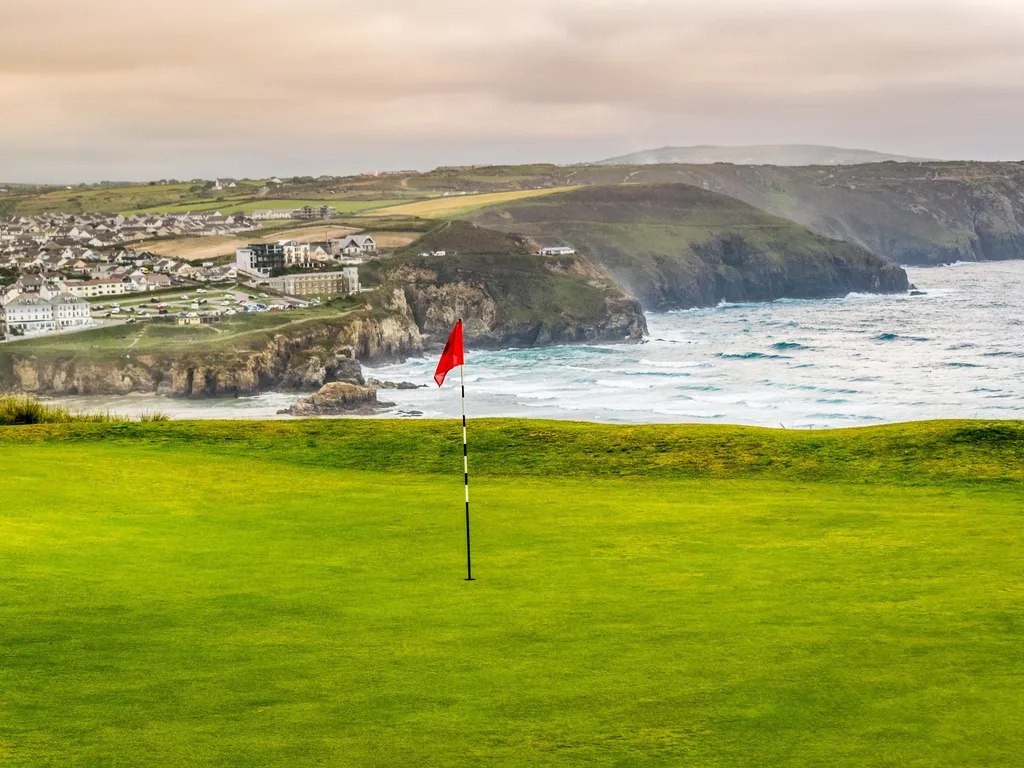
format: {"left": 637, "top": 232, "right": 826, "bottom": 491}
{"left": 0, "top": 210, "right": 375, "bottom": 338}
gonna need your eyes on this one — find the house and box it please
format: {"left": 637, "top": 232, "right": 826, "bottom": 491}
{"left": 307, "top": 242, "right": 333, "bottom": 261}
{"left": 330, "top": 235, "right": 376, "bottom": 256}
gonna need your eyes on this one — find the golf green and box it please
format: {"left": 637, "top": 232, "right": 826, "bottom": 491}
{"left": 1, "top": 420, "right": 1021, "bottom": 766}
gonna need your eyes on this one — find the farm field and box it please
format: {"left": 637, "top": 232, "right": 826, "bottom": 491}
{"left": 123, "top": 198, "right": 409, "bottom": 216}
{"left": 369, "top": 186, "right": 582, "bottom": 218}
{"left": 136, "top": 224, "right": 361, "bottom": 262}
{"left": 0, "top": 419, "right": 1021, "bottom": 766}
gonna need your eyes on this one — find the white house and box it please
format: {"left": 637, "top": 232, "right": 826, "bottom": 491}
{"left": 331, "top": 235, "right": 376, "bottom": 256}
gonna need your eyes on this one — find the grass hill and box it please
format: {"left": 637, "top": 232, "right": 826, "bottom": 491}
{"left": 596, "top": 144, "right": 932, "bottom": 166}
{"left": 574, "top": 161, "right": 1024, "bottom": 266}
{"left": 7, "top": 161, "right": 1023, "bottom": 266}
{"left": 470, "top": 184, "right": 908, "bottom": 310}
{"left": 1, "top": 418, "right": 1021, "bottom": 765}
{"left": 372, "top": 220, "right": 646, "bottom": 347}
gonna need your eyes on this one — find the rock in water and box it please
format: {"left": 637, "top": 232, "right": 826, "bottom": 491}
{"left": 281, "top": 382, "right": 393, "bottom": 417}
{"left": 366, "top": 378, "right": 425, "bottom": 390}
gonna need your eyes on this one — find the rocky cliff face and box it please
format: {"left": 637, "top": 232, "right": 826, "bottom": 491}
{"left": 0, "top": 306, "right": 423, "bottom": 398}
{"left": 471, "top": 184, "right": 909, "bottom": 311}
{"left": 0, "top": 253, "right": 647, "bottom": 397}
{"left": 567, "top": 163, "right": 1024, "bottom": 266}
{"left": 378, "top": 223, "right": 647, "bottom": 347}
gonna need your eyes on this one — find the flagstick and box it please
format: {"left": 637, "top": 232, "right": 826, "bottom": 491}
{"left": 460, "top": 361, "right": 474, "bottom": 581}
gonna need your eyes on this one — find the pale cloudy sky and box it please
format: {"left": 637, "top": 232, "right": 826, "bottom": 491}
{"left": 2, "top": 0, "right": 1023, "bottom": 181}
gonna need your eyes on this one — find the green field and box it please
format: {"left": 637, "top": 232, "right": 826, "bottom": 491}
{"left": 0, "top": 303, "right": 358, "bottom": 360}
{"left": 122, "top": 198, "right": 409, "bottom": 216}
{"left": 1, "top": 419, "right": 1021, "bottom": 765}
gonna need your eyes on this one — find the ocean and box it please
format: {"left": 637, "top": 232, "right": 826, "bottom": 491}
{"left": 48, "top": 261, "right": 1024, "bottom": 427}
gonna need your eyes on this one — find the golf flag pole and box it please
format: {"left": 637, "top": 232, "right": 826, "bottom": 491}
{"left": 434, "top": 319, "right": 473, "bottom": 581}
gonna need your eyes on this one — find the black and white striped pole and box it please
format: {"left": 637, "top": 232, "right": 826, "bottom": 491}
{"left": 460, "top": 361, "right": 474, "bottom": 581}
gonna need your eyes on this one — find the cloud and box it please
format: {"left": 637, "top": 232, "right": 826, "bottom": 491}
{"left": 1, "top": 0, "right": 1022, "bottom": 180}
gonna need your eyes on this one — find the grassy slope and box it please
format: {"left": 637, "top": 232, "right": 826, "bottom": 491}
{"left": 120, "top": 198, "right": 406, "bottom": 216}
{"left": 470, "top": 184, "right": 907, "bottom": 310}
{"left": 375, "top": 221, "right": 641, "bottom": 344}
{"left": 0, "top": 303, "right": 361, "bottom": 364}
{"left": 370, "top": 186, "right": 581, "bottom": 218}
{"left": 0, "top": 420, "right": 1021, "bottom": 766}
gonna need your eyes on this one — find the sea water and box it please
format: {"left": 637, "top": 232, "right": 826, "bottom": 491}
{"left": 49, "top": 261, "right": 1024, "bottom": 428}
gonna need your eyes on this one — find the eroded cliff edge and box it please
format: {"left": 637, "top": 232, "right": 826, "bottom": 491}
{"left": 0, "top": 230, "right": 647, "bottom": 396}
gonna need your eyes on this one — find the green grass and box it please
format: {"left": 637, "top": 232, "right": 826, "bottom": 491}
{"left": 0, "top": 396, "right": 168, "bottom": 425}
{"left": 0, "top": 419, "right": 1021, "bottom": 765}
{"left": 122, "top": 198, "right": 407, "bottom": 216}
{"left": 0, "top": 305, "right": 359, "bottom": 361}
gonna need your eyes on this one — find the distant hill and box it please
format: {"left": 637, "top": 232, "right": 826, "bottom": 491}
{"left": 567, "top": 162, "right": 1024, "bottom": 266}
{"left": 596, "top": 145, "right": 932, "bottom": 167}
{"left": 469, "top": 184, "right": 908, "bottom": 311}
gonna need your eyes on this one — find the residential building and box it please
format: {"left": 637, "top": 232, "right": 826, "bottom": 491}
{"left": 279, "top": 240, "right": 311, "bottom": 266}
{"left": 266, "top": 267, "right": 359, "bottom": 297}
{"left": 62, "top": 278, "right": 127, "bottom": 299}
{"left": 307, "top": 242, "right": 333, "bottom": 261}
{"left": 331, "top": 235, "right": 376, "bottom": 256}
{"left": 293, "top": 205, "right": 335, "bottom": 220}
{"left": 250, "top": 209, "right": 294, "bottom": 221}
{"left": 2, "top": 295, "right": 91, "bottom": 335}
{"left": 235, "top": 243, "right": 286, "bottom": 278}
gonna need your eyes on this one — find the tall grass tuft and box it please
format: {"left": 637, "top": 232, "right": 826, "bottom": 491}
{"left": 0, "top": 396, "right": 169, "bottom": 426}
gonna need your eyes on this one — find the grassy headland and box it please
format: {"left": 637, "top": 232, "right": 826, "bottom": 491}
{"left": 1, "top": 419, "right": 1021, "bottom": 765}
{"left": 470, "top": 184, "right": 909, "bottom": 309}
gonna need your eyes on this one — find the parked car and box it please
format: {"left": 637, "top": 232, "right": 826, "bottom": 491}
{"left": 150, "top": 297, "right": 159, "bottom": 303}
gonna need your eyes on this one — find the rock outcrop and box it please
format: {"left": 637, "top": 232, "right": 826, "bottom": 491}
{"left": 282, "top": 382, "right": 392, "bottom": 416}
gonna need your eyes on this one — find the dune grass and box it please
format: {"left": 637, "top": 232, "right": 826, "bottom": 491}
{"left": 0, "top": 395, "right": 168, "bottom": 426}
{"left": 0, "top": 419, "right": 1021, "bottom": 766}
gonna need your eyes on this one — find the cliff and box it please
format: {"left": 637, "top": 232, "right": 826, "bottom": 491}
{"left": 374, "top": 221, "right": 647, "bottom": 347}
{"left": 565, "top": 162, "right": 1024, "bottom": 266}
{"left": 0, "top": 309, "right": 422, "bottom": 398}
{"left": 0, "top": 231, "right": 648, "bottom": 397}
{"left": 470, "top": 184, "right": 908, "bottom": 311}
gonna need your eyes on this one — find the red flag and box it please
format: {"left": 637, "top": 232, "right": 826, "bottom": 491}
{"left": 434, "top": 319, "right": 464, "bottom": 387}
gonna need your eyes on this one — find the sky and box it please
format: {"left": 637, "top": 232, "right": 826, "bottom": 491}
{"left": 2, "top": 0, "right": 1023, "bottom": 182}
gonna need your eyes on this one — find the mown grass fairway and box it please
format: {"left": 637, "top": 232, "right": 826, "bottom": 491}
{"left": 1, "top": 420, "right": 1022, "bottom": 766}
